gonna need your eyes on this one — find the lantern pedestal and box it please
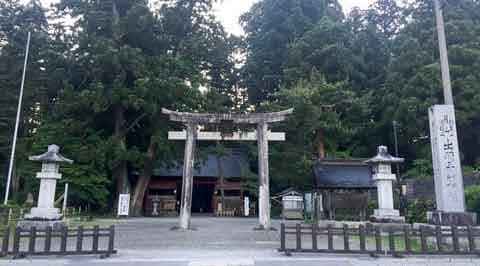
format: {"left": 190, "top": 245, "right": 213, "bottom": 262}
{"left": 17, "top": 220, "right": 65, "bottom": 230}
{"left": 17, "top": 145, "right": 72, "bottom": 230}
{"left": 366, "top": 146, "right": 405, "bottom": 224}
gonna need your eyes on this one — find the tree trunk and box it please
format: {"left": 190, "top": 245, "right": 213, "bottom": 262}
{"left": 113, "top": 104, "right": 129, "bottom": 214}
{"left": 12, "top": 165, "right": 19, "bottom": 194}
{"left": 131, "top": 139, "right": 156, "bottom": 217}
{"left": 315, "top": 129, "right": 325, "bottom": 159}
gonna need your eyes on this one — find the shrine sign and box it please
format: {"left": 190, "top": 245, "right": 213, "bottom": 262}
{"left": 429, "top": 105, "right": 466, "bottom": 212}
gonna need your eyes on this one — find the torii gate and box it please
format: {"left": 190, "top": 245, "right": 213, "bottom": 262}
{"left": 162, "top": 108, "right": 293, "bottom": 230}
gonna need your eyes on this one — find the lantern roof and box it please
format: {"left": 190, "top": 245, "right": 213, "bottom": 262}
{"left": 365, "top": 146, "right": 404, "bottom": 164}
{"left": 29, "top": 145, "right": 73, "bottom": 164}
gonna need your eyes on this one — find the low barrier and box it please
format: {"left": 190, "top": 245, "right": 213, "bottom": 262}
{"left": 0, "top": 225, "right": 116, "bottom": 258}
{"left": 280, "top": 223, "right": 480, "bottom": 257}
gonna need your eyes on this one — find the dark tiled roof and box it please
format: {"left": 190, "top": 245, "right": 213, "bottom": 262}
{"left": 153, "top": 150, "right": 248, "bottom": 178}
{"left": 313, "top": 159, "right": 375, "bottom": 189}
{"left": 276, "top": 187, "right": 303, "bottom": 197}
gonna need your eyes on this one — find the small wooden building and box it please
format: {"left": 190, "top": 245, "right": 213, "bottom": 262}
{"left": 141, "top": 150, "right": 248, "bottom": 216}
{"left": 277, "top": 188, "right": 304, "bottom": 220}
{"left": 313, "top": 159, "right": 375, "bottom": 221}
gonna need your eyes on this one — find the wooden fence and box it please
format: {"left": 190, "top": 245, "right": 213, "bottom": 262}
{"left": 0, "top": 225, "right": 116, "bottom": 258}
{"left": 280, "top": 223, "right": 480, "bottom": 257}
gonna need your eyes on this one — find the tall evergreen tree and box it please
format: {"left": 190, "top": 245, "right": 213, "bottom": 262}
{"left": 241, "top": 0, "right": 343, "bottom": 104}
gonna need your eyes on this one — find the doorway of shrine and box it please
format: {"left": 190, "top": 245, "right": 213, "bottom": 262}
{"left": 192, "top": 183, "right": 215, "bottom": 214}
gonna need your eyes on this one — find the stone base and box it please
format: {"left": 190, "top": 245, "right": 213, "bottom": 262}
{"left": 427, "top": 211, "right": 477, "bottom": 226}
{"left": 170, "top": 226, "right": 197, "bottom": 231}
{"left": 253, "top": 225, "right": 277, "bottom": 231}
{"left": 24, "top": 207, "right": 62, "bottom": 220}
{"left": 374, "top": 208, "right": 400, "bottom": 217}
{"left": 17, "top": 219, "right": 65, "bottom": 230}
{"left": 370, "top": 215, "right": 405, "bottom": 223}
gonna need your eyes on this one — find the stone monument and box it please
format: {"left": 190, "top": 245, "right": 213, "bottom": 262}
{"left": 18, "top": 145, "right": 73, "bottom": 229}
{"left": 366, "top": 146, "right": 405, "bottom": 223}
{"left": 428, "top": 105, "right": 476, "bottom": 225}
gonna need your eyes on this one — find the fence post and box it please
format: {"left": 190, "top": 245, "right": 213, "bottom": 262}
{"left": 327, "top": 224, "right": 333, "bottom": 251}
{"left": 44, "top": 227, "right": 52, "bottom": 253}
{"left": 311, "top": 224, "right": 317, "bottom": 251}
{"left": 388, "top": 228, "right": 395, "bottom": 256}
{"left": 420, "top": 226, "right": 427, "bottom": 253}
{"left": 60, "top": 226, "right": 68, "bottom": 254}
{"left": 467, "top": 225, "right": 476, "bottom": 253}
{"left": 404, "top": 225, "right": 411, "bottom": 254}
{"left": 12, "top": 227, "right": 20, "bottom": 257}
{"left": 375, "top": 226, "right": 382, "bottom": 253}
{"left": 359, "top": 224, "right": 366, "bottom": 252}
{"left": 107, "top": 225, "right": 115, "bottom": 256}
{"left": 295, "top": 224, "right": 301, "bottom": 251}
{"left": 451, "top": 225, "right": 459, "bottom": 253}
{"left": 343, "top": 224, "right": 350, "bottom": 251}
{"left": 76, "top": 226, "right": 83, "bottom": 252}
{"left": 92, "top": 225, "right": 99, "bottom": 252}
{"left": 28, "top": 226, "right": 36, "bottom": 254}
{"left": 1, "top": 226, "right": 10, "bottom": 256}
{"left": 280, "top": 223, "right": 285, "bottom": 251}
{"left": 435, "top": 225, "right": 443, "bottom": 252}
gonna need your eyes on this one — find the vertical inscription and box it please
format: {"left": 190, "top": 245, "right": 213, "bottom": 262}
{"left": 429, "top": 105, "right": 465, "bottom": 212}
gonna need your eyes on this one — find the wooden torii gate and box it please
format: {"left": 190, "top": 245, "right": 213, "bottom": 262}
{"left": 162, "top": 108, "right": 293, "bottom": 230}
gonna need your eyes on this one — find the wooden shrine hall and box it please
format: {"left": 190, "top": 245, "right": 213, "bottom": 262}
{"left": 313, "top": 159, "right": 376, "bottom": 221}
{"left": 141, "top": 150, "right": 249, "bottom": 217}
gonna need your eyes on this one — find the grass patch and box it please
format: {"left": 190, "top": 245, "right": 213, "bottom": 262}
{"left": 351, "top": 235, "right": 428, "bottom": 252}
{"left": 66, "top": 217, "right": 119, "bottom": 228}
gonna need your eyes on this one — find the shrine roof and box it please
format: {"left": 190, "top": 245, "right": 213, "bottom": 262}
{"left": 151, "top": 150, "right": 248, "bottom": 178}
{"left": 313, "top": 159, "right": 375, "bottom": 189}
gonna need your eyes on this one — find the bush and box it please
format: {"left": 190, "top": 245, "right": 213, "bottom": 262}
{"left": 406, "top": 199, "right": 435, "bottom": 224}
{"left": 465, "top": 185, "right": 480, "bottom": 215}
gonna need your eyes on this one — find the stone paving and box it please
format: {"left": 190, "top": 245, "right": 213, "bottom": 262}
{"left": 114, "top": 217, "right": 281, "bottom": 250}
{"left": 2, "top": 217, "right": 480, "bottom": 266}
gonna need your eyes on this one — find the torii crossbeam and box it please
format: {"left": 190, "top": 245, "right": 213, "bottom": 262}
{"left": 162, "top": 108, "right": 293, "bottom": 230}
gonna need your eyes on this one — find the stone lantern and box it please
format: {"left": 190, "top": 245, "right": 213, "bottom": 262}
{"left": 19, "top": 145, "right": 73, "bottom": 229}
{"left": 366, "top": 146, "right": 405, "bottom": 223}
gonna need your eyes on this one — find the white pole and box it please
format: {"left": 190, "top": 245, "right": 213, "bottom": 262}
{"left": 62, "top": 183, "right": 69, "bottom": 217}
{"left": 434, "top": 0, "right": 454, "bottom": 105}
{"left": 4, "top": 32, "right": 31, "bottom": 205}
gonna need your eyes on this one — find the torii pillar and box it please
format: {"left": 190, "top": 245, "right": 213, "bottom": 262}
{"left": 257, "top": 122, "right": 270, "bottom": 230}
{"left": 179, "top": 123, "right": 197, "bottom": 230}
{"left": 163, "top": 108, "right": 293, "bottom": 230}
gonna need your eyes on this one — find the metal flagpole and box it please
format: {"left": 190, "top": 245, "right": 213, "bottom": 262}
{"left": 4, "top": 32, "right": 31, "bottom": 205}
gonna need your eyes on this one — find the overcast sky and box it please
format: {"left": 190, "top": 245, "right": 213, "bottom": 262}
{"left": 37, "top": 0, "right": 375, "bottom": 35}
{"left": 214, "top": 0, "right": 375, "bottom": 35}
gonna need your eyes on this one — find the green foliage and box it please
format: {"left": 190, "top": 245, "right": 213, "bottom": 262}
{"left": 465, "top": 185, "right": 480, "bottom": 216}
{"left": 2, "top": 0, "right": 480, "bottom": 211}
{"left": 20, "top": 116, "right": 111, "bottom": 210}
{"left": 404, "top": 159, "right": 434, "bottom": 180}
{"left": 406, "top": 199, "right": 435, "bottom": 224}
{"left": 241, "top": 0, "right": 343, "bottom": 103}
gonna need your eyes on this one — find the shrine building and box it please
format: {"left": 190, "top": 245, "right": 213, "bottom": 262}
{"left": 136, "top": 149, "right": 249, "bottom": 217}
{"left": 313, "top": 158, "right": 376, "bottom": 221}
